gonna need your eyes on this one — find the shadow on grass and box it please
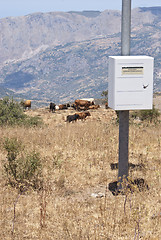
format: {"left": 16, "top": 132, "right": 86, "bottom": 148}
{"left": 108, "top": 178, "right": 149, "bottom": 196}
{"left": 110, "top": 162, "right": 145, "bottom": 170}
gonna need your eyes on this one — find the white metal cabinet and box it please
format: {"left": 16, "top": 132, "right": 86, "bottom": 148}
{"left": 108, "top": 56, "right": 154, "bottom": 110}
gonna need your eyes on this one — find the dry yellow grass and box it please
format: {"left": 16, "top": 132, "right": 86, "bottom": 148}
{"left": 0, "top": 106, "right": 160, "bottom": 240}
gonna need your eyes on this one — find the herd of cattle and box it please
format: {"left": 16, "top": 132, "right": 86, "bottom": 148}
{"left": 49, "top": 98, "right": 102, "bottom": 123}
{"left": 50, "top": 98, "right": 100, "bottom": 112}
{"left": 22, "top": 98, "right": 108, "bottom": 123}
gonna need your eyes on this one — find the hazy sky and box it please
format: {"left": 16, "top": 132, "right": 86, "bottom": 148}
{"left": 0, "top": 0, "right": 161, "bottom": 18}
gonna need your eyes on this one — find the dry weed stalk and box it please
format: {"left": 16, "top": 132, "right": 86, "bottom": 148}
{"left": 11, "top": 191, "right": 23, "bottom": 236}
{"left": 39, "top": 185, "right": 48, "bottom": 228}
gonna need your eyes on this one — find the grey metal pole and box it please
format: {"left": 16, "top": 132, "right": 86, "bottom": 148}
{"left": 121, "top": 0, "right": 131, "bottom": 56}
{"left": 118, "top": 0, "right": 131, "bottom": 185}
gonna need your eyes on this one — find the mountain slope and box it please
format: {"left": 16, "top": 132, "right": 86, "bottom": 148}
{"left": 0, "top": 7, "right": 161, "bottom": 104}
{"left": 0, "top": 10, "right": 121, "bottom": 65}
{"left": 0, "top": 37, "right": 120, "bottom": 103}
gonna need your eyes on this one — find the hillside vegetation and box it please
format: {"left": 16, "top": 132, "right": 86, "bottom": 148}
{"left": 0, "top": 102, "right": 160, "bottom": 239}
{"left": 0, "top": 97, "right": 42, "bottom": 126}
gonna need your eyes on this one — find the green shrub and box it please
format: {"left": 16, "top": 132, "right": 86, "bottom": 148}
{"left": 3, "top": 138, "right": 42, "bottom": 191}
{"left": 116, "top": 105, "right": 160, "bottom": 124}
{"left": 130, "top": 111, "right": 138, "bottom": 119}
{"left": 0, "top": 97, "right": 25, "bottom": 125}
{"left": 101, "top": 90, "right": 108, "bottom": 102}
{"left": 0, "top": 97, "right": 42, "bottom": 126}
{"left": 138, "top": 105, "right": 160, "bottom": 122}
{"left": 115, "top": 111, "right": 119, "bottom": 123}
{"left": 23, "top": 115, "right": 43, "bottom": 127}
{"left": 130, "top": 105, "right": 160, "bottom": 123}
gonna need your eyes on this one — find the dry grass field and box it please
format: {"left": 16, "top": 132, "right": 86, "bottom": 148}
{"left": 0, "top": 103, "right": 160, "bottom": 240}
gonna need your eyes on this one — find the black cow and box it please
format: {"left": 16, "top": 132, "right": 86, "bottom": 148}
{"left": 71, "top": 103, "right": 76, "bottom": 110}
{"left": 66, "top": 114, "right": 79, "bottom": 123}
{"left": 50, "top": 102, "right": 56, "bottom": 112}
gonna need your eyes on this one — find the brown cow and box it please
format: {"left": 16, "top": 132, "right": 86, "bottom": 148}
{"left": 80, "top": 98, "right": 95, "bottom": 105}
{"left": 88, "top": 105, "right": 100, "bottom": 110}
{"left": 21, "top": 100, "right": 31, "bottom": 110}
{"left": 58, "top": 104, "right": 68, "bottom": 110}
{"left": 105, "top": 102, "right": 108, "bottom": 109}
{"left": 78, "top": 106, "right": 87, "bottom": 111}
{"left": 75, "top": 99, "right": 91, "bottom": 111}
{"left": 76, "top": 111, "right": 91, "bottom": 120}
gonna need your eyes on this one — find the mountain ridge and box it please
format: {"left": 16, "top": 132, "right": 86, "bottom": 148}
{"left": 0, "top": 7, "right": 161, "bottom": 105}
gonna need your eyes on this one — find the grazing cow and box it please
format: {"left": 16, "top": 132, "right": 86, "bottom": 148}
{"left": 66, "top": 114, "right": 79, "bottom": 123}
{"left": 55, "top": 105, "right": 59, "bottom": 110}
{"left": 77, "top": 111, "right": 91, "bottom": 120}
{"left": 105, "top": 102, "right": 108, "bottom": 109}
{"left": 88, "top": 104, "right": 100, "bottom": 110}
{"left": 58, "top": 104, "right": 68, "bottom": 110}
{"left": 75, "top": 99, "right": 91, "bottom": 111}
{"left": 71, "top": 103, "right": 76, "bottom": 110}
{"left": 50, "top": 102, "right": 56, "bottom": 112}
{"left": 77, "top": 106, "right": 87, "bottom": 111}
{"left": 80, "top": 98, "right": 95, "bottom": 105}
{"left": 21, "top": 100, "right": 31, "bottom": 110}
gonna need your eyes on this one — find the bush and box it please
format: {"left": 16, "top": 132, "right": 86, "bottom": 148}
{"left": 0, "top": 97, "right": 42, "bottom": 126}
{"left": 116, "top": 105, "right": 160, "bottom": 124}
{"left": 115, "top": 111, "right": 119, "bottom": 123}
{"left": 0, "top": 97, "right": 25, "bottom": 125}
{"left": 138, "top": 105, "right": 160, "bottom": 122}
{"left": 23, "top": 115, "right": 43, "bottom": 127}
{"left": 3, "top": 138, "right": 42, "bottom": 191}
{"left": 130, "top": 105, "right": 160, "bottom": 123}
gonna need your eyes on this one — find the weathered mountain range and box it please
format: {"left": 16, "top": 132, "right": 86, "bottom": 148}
{"left": 0, "top": 7, "right": 161, "bottom": 105}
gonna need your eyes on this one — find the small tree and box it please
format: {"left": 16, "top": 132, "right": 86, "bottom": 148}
{"left": 0, "top": 97, "right": 25, "bottom": 125}
{"left": 3, "top": 137, "right": 42, "bottom": 191}
{"left": 101, "top": 90, "right": 108, "bottom": 101}
{"left": 3, "top": 137, "right": 43, "bottom": 235}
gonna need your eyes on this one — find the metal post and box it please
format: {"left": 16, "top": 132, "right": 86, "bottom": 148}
{"left": 118, "top": 110, "right": 129, "bottom": 180}
{"left": 121, "top": 0, "right": 131, "bottom": 56}
{"left": 118, "top": 0, "right": 131, "bottom": 184}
